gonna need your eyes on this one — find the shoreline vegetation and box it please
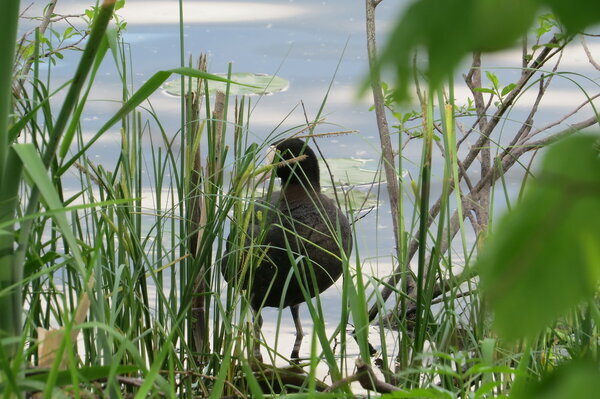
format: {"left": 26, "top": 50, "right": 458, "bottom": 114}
{"left": 1, "top": 0, "right": 599, "bottom": 397}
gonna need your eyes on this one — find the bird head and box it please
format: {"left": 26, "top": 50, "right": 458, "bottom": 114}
{"left": 268, "top": 138, "right": 320, "bottom": 189}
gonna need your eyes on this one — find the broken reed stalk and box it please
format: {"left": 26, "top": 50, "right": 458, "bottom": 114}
{"left": 189, "top": 55, "right": 210, "bottom": 360}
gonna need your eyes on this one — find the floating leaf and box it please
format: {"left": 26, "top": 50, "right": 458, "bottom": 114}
{"left": 253, "top": 158, "right": 386, "bottom": 210}
{"left": 478, "top": 134, "right": 600, "bottom": 341}
{"left": 322, "top": 187, "right": 379, "bottom": 211}
{"left": 163, "top": 72, "right": 289, "bottom": 96}
{"left": 319, "top": 158, "right": 385, "bottom": 187}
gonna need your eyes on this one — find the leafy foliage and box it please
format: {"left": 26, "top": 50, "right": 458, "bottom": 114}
{"left": 478, "top": 134, "right": 600, "bottom": 341}
{"left": 512, "top": 360, "right": 600, "bottom": 399}
{"left": 380, "top": 0, "right": 600, "bottom": 100}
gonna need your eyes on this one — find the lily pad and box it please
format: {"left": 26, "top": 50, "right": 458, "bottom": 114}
{"left": 322, "top": 186, "right": 380, "bottom": 211}
{"left": 250, "top": 158, "right": 383, "bottom": 211}
{"left": 251, "top": 184, "right": 379, "bottom": 213}
{"left": 319, "top": 158, "right": 384, "bottom": 187}
{"left": 162, "top": 72, "right": 289, "bottom": 96}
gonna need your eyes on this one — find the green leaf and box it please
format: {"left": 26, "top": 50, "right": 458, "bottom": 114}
{"left": 63, "top": 27, "right": 74, "bottom": 40}
{"left": 45, "top": 0, "right": 116, "bottom": 169}
{"left": 378, "top": 0, "right": 600, "bottom": 101}
{"left": 12, "top": 144, "right": 85, "bottom": 272}
{"left": 501, "top": 83, "right": 516, "bottom": 97}
{"left": 162, "top": 72, "right": 289, "bottom": 96}
{"left": 383, "top": 387, "right": 454, "bottom": 399}
{"left": 0, "top": 0, "right": 20, "bottom": 162}
{"left": 545, "top": 0, "right": 600, "bottom": 34}
{"left": 512, "top": 360, "right": 600, "bottom": 399}
{"left": 58, "top": 33, "right": 110, "bottom": 158}
{"left": 485, "top": 71, "right": 499, "bottom": 90}
{"left": 478, "top": 134, "right": 600, "bottom": 341}
{"left": 473, "top": 88, "right": 495, "bottom": 95}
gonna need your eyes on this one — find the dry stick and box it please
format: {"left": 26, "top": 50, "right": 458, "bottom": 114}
{"left": 365, "top": 0, "right": 412, "bottom": 308}
{"left": 369, "top": 38, "right": 563, "bottom": 322}
{"left": 355, "top": 357, "right": 402, "bottom": 393}
{"left": 515, "top": 47, "right": 565, "bottom": 146}
{"left": 508, "top": 75, "right": 547, "bottom": 151}
{"left": 21, "top": 14, "right": 85, "bottom": 22}
{"left": 581, "top": 35, "right": 600, "bottom": 72}
{"left": 458, "top": 41, "right": 562, "bottom": 150}
{"left": 190, "top": 55, "right": 209, "bottom": 360}
{"left": 467, "top": 52, "right": 491, "bottom": 230}
{"left": 324, "top": 358, "right": 401, "bottom": 393}
{"left": 466, "top": 52, "right": 489, "bottom": 132}
{"left": 459, "top": 53, "right": 493, "bottom": 150}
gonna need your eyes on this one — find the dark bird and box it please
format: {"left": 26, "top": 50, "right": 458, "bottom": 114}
{"left": 221, "top": 138, "right": 352, "bottom": 360}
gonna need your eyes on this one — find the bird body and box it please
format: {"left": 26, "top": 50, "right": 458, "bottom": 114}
{"left": 247, "top": 188, "right": 351, "bottom": 309}
{"left": 221, "top": 138, "right": 352, "bottom": 359}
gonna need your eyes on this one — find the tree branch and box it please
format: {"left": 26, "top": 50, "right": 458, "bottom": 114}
{"left": 366, "top": 0, "right": 414, "bottom": 318}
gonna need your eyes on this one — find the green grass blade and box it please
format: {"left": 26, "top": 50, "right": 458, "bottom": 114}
{"left": 42, "top": 0, "right": 117, "bottom": 168}
{"left": 0, "top": 0, "right": 20, "bottom": 167}
{"left": 12, "top": 144, "right": 85, "bottom": 271}
{"left": 58, "top": 34, "right": 110, "bottom": 158}
{"left": 59, "top": 67, "right": 256, "bottom": 175}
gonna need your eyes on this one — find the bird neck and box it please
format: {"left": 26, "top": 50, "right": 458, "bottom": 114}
{"left": 281, "top": 181, "right": 321, "bottom": 199}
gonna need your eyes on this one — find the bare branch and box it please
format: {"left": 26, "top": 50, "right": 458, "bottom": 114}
{"left": 526, "top": 93, "right": 600, "bottom": 141}
{"left": 581, "top": 35, "right": 600, "bottom": 71}
{"left": 520, "top": 115, "right": 598, "bottom": 149}
{"left": 366, "top": 0, "right": 412, "bottom": 310}
{"left": 14, "top": 0, "right": 60, "bottom": 99}
{"left": 377, "top": 111, "right": 594, "bottom": 327}
{"left": 464, "top": 52, "right": 488, "bottom": 130}
{"left": 27, "top": 33, "right": 88, "bottom": 62}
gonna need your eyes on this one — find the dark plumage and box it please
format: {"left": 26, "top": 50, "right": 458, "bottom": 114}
{"left": 221, "top": 138, "right": 352, "bottom": 359}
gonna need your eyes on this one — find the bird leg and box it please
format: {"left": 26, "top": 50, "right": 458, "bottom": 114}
{"left": 290, "top": 304, "right": 304, "bottom": 359}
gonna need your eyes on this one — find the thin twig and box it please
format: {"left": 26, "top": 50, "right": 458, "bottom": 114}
{"left": 379, "top": 113, "right": 597, "bottom": 326}
{"left": 525, "top": 93, "right": 600, "bottom": 141}
{"left": 17, "top": 0, "right": 58, "bottom": 80}
{"left": 581, "top": 35, "right": 600, "bottom": 71}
